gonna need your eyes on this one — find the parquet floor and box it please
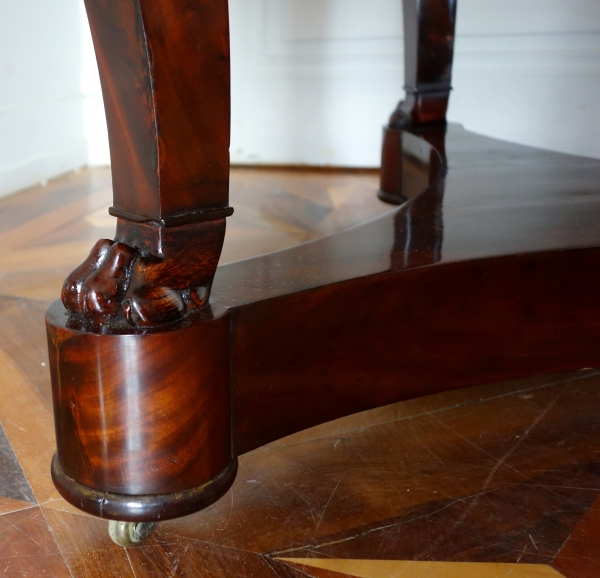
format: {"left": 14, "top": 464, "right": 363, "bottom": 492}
{"left": 0, "top": 167, "right": 598, "bottom": 577}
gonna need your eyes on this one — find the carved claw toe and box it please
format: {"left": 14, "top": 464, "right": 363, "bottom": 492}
{"left": 62, "top": 240, "right": 137, "bottom": 325}
{"left": 122, "top": 286, "right": 186, "bottom": 327}
{"left": 84, "top": 242, "right": 137, "bottom": 323}
{"left": 62, "top": 239, "right": 114, "bottom": 315}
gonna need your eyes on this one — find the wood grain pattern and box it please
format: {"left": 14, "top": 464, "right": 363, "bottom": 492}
{"left": 0, "top": 315, "right": 58, "bottom": 505}
{"left": 0, "top": 507, "right": 71, "bottom": 577}
{"left": 54, "top": 1, "right": 600, "bottom": 539}
{"left": 231, "top": 248, "right": 600, "bottom": 454}
{"left": 47, "top": 302, "right": 231, "bottom": 496}
{"left": 69, "top": 0, "right": 234, "bottom": 335}
{"left": 84, "top": 0, "right": 231, "bottom": 221}
{"left": 6, "top": 0, "right": 600, "bottom": 548}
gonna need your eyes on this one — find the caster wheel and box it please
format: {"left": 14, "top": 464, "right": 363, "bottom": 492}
{"left": 108, "top": 521, "right": 156, "bottom": 547}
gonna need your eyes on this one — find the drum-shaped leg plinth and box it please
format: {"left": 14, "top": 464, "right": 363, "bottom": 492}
{"left": 46, "top": 300, "right": 235, "bottom": 523}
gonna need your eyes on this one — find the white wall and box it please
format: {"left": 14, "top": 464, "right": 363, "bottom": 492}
{"left": 451, "top": 0, "right": 600, "bottom": 163}
{"left": 1, "top": 0, "right": 598, "bottom": 197}
{"left": 80, "top": 5, "right": 109, "bottom": 167}
{"left": 81, "top": 0, "right": 600, "bottom": 168}
{"left": 0, "top": 0, "right": 87, "bottom": 199}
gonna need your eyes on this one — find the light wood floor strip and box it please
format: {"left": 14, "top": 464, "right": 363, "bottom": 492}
{"left": 279, "top": 559, "right": 565, "bottom": 578}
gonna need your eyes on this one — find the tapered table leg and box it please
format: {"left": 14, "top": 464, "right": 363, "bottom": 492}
{"left": 47, "top": 0, "right": 237, "bottom": 535}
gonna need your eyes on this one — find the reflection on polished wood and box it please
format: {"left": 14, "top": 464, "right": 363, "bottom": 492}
{"left": 1, "top": 169, "right": 600, "bottom": 575}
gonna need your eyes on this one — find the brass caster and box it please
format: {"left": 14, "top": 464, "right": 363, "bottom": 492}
{"left": 108, "top": 521, "right": 156, "bottom": 547}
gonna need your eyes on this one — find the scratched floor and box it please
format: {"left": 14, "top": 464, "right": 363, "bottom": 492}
{"left": 0, "top": 168, "right": 598, "bottom": 577}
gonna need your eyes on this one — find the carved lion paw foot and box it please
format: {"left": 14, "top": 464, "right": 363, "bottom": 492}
{"left": 61, "top": 239, "right": 191, "bottom": 329}
{"left": 61, "top": 219, "right": 225, "bottom": 330}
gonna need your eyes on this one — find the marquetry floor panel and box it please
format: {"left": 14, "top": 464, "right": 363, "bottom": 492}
{"left": 0, "top": 423, "right": 35, "bottom": 506}
{"left": 0, "top": 168, "right": 599, "bottom": 576}
{"left": 553, "top": 495, "right": 600, "bottom": 578}
{"left": 0, "top": 507, "right": 71, "bottom": 577}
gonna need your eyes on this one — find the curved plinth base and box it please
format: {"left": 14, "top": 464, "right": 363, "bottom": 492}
{"left": 47, "top": 125, "right": 600, "bottom": 523}
{"left": 51, "top": 454, "right": 238, "bottom": 523}
{"left": 46, "top": 300, "right": 232, "bottom": 498}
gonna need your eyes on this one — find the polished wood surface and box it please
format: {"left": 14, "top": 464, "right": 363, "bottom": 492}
{"left": 52, "top": 0, "right": 438, "bottom": 510}
{"left": 84, "top": 0, "right": 231, "bottom": 221}
{"left": 2, "top": 169, "right": 600, "bottom": 575}
{"left": 225, "top": 126, "right": 600, "bottom": 453}
{"left": 33, "top": 0, "right": 600, "bottom": 567}
{"left": 554, "top": 496, "right": 600, "bottom": 578}
{"left": 48, "top": 304, "right": 232, "bottom": 497}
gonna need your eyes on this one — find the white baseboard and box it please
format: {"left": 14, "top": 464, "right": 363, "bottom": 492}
{"left": 0, "top": 142, "right": 88, "bottom": 200}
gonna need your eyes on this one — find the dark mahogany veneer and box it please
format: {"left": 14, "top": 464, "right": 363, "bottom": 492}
{"left": 46, "top": 0, "right": 600, "bottom": 522}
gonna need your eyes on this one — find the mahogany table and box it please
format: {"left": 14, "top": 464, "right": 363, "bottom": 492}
{"left": 43, "top": 0, "right": 600, "bottom": 552}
